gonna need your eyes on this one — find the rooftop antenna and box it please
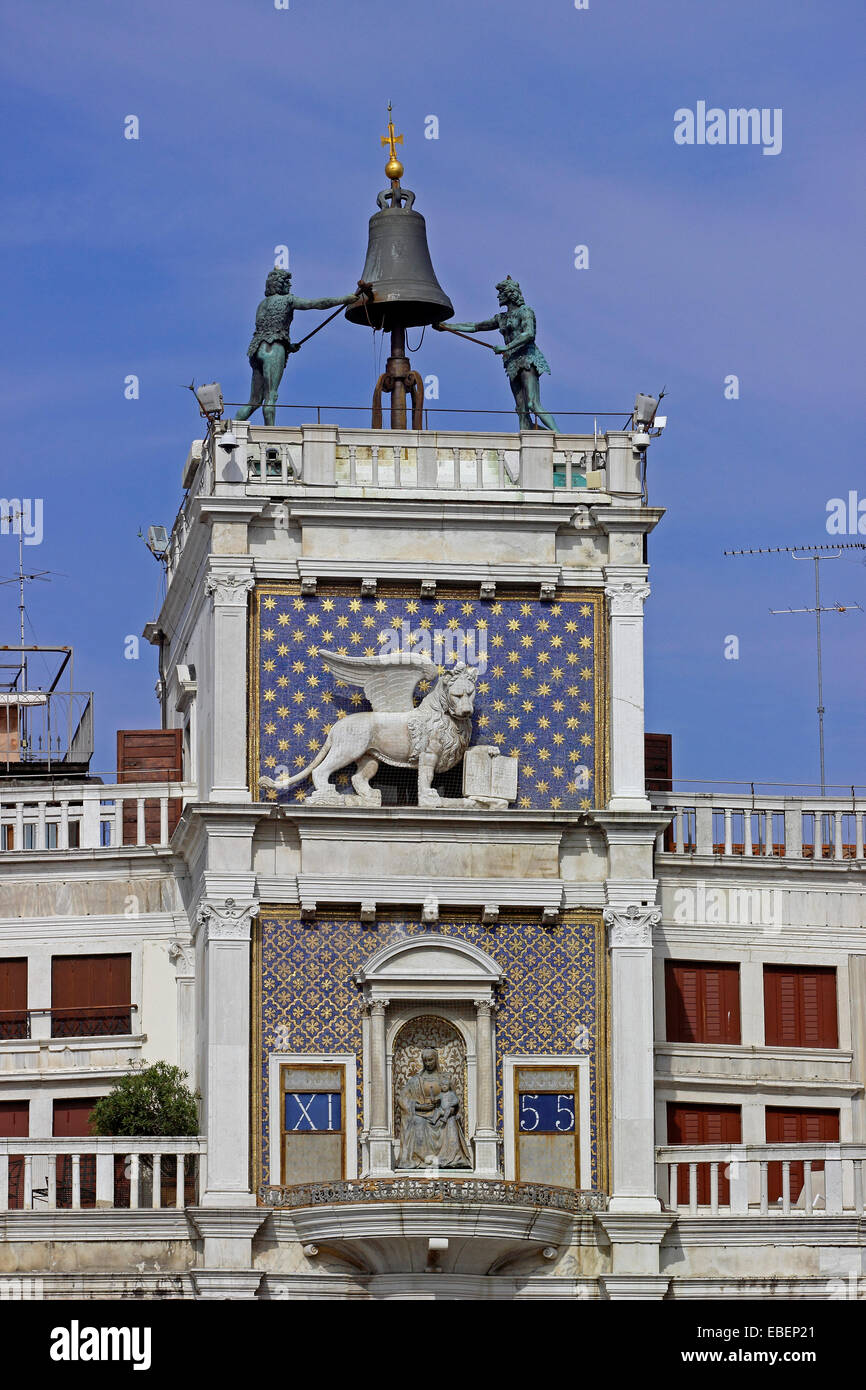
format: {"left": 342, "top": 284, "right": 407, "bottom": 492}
{"left": 724, "top": 542, "right": 866, "bottom": 793}
{"left": 0, "top": 505, "right": 62, "bottom": 694}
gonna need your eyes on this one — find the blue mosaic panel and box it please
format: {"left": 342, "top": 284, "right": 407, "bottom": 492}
{"left": 254, "top": 587, "right": 602, "bottom": 810}
{"left": 258, "top": 913, "right": 603, "bottom": 1189}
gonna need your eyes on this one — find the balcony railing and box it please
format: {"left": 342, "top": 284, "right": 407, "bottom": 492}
{"left": 49, "top": 1005, "right": 136, "bottom": 1038}
{"left": 657, "top": 1143, "right": 866, "bottom": 1216}
{"left": 0, "top": 691, "right": 94, "bottom": 769}
{"left": 0, "top": 779, "right": 195, "bottom": 853}
{"left": 651, "top": 790, "right": 866, "bottom": 861}
{"left": 0, "top": 1010, "right": 29, "bottom": 1041}
{"left": 0, "top": 1137, "right": 206, "bottom": 1210}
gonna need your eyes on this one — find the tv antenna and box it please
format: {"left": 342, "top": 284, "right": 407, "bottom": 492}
{"left": 725, "top": 543, "right": 865, "bottom": 793}
{"left": 0, "top": 504, "right": 63, "bottom": 693}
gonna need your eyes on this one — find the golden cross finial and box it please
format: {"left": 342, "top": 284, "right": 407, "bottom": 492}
{"left": 380, "top": 102, "right": 404, "bottom": 182}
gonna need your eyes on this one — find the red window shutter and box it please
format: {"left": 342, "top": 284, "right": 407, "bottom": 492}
{"left": 0, "top": 1101, "right": 29, "bottom": 1137}
{"left": 0, "top": 1101, "right": 29, "bottom": 1210}
{"left": 764, "top": 966, "right": 837, "bottom": 1048}
{"left": 666, "top": 963, "right": 697, "bottom": 1042}
{"left": 667, "top": 1103, "right": 742, "bottom": 1204}
{"left": 52, "top": 1099, "right": 98, "bottom": 1138}
{"left": 117, "top": 729, "right": 183, "bottom": 845}
{"left": 0, "top": 959, "right": 27, "bottom": 1039}
{"left": 766, "top": 1107, "right": 840, "bottom": 1203}
{"left": 51, "top": 955, "right": 131, "bottom": 1037}
{"left": 53, "top": 1099, "right": 99, "bottom": 1210}
{"left": 666, "top": 961, "right": 740, "bottom": 1044}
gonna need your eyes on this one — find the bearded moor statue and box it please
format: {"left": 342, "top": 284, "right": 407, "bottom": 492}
{"left": 235, "top": 268, "right": 364, "bottom": 426}
{"left": 439, "top": 276, "right": 558, "bottom": 432}
{"left": 258, "top": 650, "right": 501, "bottom": 808}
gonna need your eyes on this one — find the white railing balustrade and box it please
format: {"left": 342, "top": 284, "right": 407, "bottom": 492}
{"left": 235, "top": 425, "right": 611, "bottom": 496}
{"left": 0, "top": 1137, "right": 206, "bottom": 1211}
{"left": 652, "top": 793, "right": 865, "bottom": 862}
{"left": 657, "top": 1143, "right": 866, "bottom": 1216}
{"left": 0, "top": 780, "right": 195, "bottom": 853}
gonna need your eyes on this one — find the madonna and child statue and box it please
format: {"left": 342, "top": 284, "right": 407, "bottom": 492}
{"left": 396, "top": 1049, "right": 472, "bottom": 1169}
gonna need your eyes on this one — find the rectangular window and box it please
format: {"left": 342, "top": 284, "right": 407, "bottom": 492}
{"left": 0, "top": 958, "right": 28, "bottom": 1040}
{"left": 280, "top": 1064, "right": 345, "bottom": 1185}
{"left": 667, "top": 1102, "right": 741, "bottom": 1205}
{"left": 665, "top": 961, "right": 740, "bottom": 1044}
{"left": 53, "top": 1098, "right": 97, "bottom": 1209}
{"left": 0, "top": 1100, "right": 29, "bottom": 1210}
{"left": 766, "top": 1106, "right": 840, "bottom": 1205}
{"left": 51, "top": 955, "right": 132, "bottom": 1038}
{"left": 763, "top": 966, "right": 838, "bottom": 1048}
{"left": 514, "top": 1066, "right": 579, "bottom": 1188}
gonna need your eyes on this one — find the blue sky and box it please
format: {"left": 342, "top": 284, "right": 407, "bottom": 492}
{"left": 0, "top": 0, "right": 863, "bottom": 787}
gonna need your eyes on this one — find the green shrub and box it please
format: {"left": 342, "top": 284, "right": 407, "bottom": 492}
{"left": 89, "top": 1062, "right": 200, "bottom": 1137}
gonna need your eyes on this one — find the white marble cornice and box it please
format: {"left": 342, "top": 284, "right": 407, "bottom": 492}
{"left": 272, "top": 874, "right": 565, "bottom": 913}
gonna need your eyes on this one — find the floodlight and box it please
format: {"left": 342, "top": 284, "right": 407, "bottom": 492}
{"left": 195, "top": 382, "right": 224, "bottom": 417}
{"left": 633, "top": 393, "right": 658, "bottom": 428}
{"left": 146, "top": 525, "right": 169, "bottom": 558}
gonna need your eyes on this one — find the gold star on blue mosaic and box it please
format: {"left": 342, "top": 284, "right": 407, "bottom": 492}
{"left": 254, "top": 587, "right": 603, "bottom": 809}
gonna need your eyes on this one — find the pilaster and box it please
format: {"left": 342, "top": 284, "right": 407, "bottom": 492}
{"left": 204, "top": 565, "right": 255, "bottom": 802}
{"left": 604, "top": 905, "right": 663, "bottom": 1212}
{"left": 604, "top": 573, "right": 652, "bottom": 811}
{"left": 196, "top": 896, "right": 259, "bottom": 1207}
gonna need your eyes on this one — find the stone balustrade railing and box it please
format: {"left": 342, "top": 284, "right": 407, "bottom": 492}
{"left": 162, "top": 422, "right": 645, "bottom": 584}
{"left": 657, "top": 1143, "right": 866, "bottom": 1216}
{"left": 0, "top": 1137, "right": 206, "bottom": 1211}
{"left": 0, "top": 780, "right": 195, "bottom": 853}
{"left": 651, "top": 792, "right": 866, "bottom": 861}
{"left": 232, "top": 423, "right": 629, "bottom": 498}
{"left": 259, "top": 1177, "right": 608, "bottom": 1213}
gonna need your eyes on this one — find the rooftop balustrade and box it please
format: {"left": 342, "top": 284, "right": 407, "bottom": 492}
{"left": 165, "top": 418, "right": 651, "bottom": 585}
{"left": 651, "top": 788, "right": 866, "bottom": 862}
{"left": 0, "top": 778, "right": 194, "bottom": 853}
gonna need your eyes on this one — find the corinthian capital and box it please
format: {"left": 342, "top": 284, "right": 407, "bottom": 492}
{"left": 168, "top": 939, "right": 195, "bottom": 978}
{"left": 205, "top": 571, "right": 255, "bottom": 606}
{"left": 603, "top": 903, "right": 661, "bottom": 947}
{"left": 196, "top": 896, "right": 260, "bottom": 942}
{"left": 606, "top": 581, "right": 651, "bottom": 617}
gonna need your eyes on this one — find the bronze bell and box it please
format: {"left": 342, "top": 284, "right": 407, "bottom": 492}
{"left": 345, "top": 186, "right": 454, "bottom": 332}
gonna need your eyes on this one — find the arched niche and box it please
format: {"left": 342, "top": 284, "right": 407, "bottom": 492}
{"left": 356, "top": 934, "right": 502, "bottom": 1179}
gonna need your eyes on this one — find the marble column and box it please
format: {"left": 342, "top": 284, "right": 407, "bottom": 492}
{"left": 604, "top": 905, "right": 662, "bottom": 1212}
{"left": 367, "top": 998, "right": 393, "bottom": 1176}
{"left": 605, "top": 577, "right": 652, "bottom": 811}
{"left": 473, "top": 999, "right": 499, "bottom": 1175}
{"left": 197, "top": 898, "right": 259, "bottom": 1207}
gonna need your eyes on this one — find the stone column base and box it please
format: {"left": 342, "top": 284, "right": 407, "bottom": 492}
{"left": 607, "top": 1195, "right": 663, "bottom": 1214}
{"left": 472, "top": 1133, "right": 499, "bottom": 1176}
{"left": 191, "top": 1269, "right": 263, "bottom": 1300}
{"left": 188, "top": 1207, "right": 268, "bottom": 1281}
{"left": 365, "top": 1136, "right": 395, "bottom": 1176}
{"left": 601, "top": 1275, "right": 670, "bottom": 1301}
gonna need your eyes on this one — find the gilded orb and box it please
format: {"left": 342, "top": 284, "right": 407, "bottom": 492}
{"left": 385, "top": 155, "right": 404, "bottom": 181}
